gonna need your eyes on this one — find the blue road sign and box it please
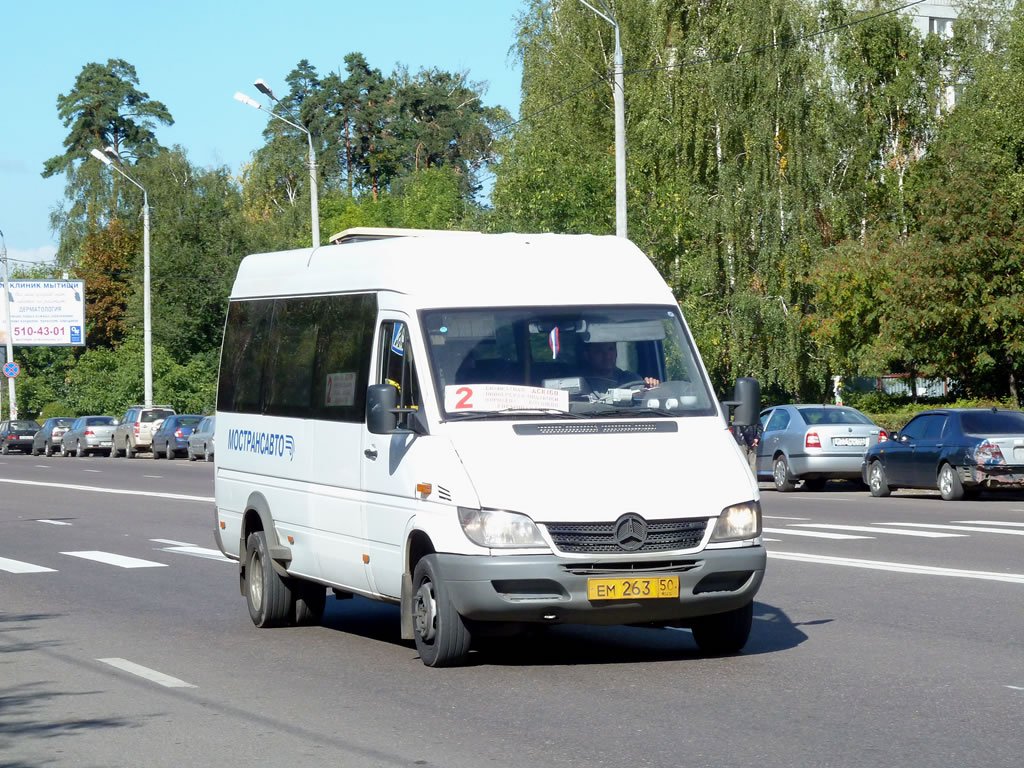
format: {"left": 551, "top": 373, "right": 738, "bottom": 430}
{"left": 3, "top": 362, "right": 19, "bottom": 378}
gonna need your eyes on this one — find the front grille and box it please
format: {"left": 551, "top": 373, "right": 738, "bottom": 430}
{"left": 544, "top": 517, "right": 708, "bottom": 554}
{"left": 562, "top": 560, "right": 700, "bottom": 575}
{"left": 514, "top": 422, "right": 678, "bottom": 435}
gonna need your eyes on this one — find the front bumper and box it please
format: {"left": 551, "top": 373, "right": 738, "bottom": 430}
{"left": 433, "top": 546, "right": 766, "bottom": 626}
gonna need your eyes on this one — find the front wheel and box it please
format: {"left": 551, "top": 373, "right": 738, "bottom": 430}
{"left": 691, "top": 601, "right": 754, "bottom": 655}
{"left": 773, "top": 456, "right": 796, "bottom": 492}
{"left": 244, "top": 531, "right": 294, "bottom": 628}
{"left": 868, "top": 461, "right": 891, "bottom": 497}
{"left": 938, "top": 463, "right": 965, "bottom": 501}
{"left": 411, "top": 556, "right": 472, "bottom": 667}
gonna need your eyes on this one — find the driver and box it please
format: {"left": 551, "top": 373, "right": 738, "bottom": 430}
{"left": 580, "top": 342, "right": 660, "bottom": 388}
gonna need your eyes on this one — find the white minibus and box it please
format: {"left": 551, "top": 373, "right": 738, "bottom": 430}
{"left": 213, "top": 230, "right": 764, "bottom": 666}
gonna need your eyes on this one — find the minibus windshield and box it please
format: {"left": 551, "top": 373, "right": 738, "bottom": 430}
{"left": 421, "top": 306, "right": 717, "bottom": 419}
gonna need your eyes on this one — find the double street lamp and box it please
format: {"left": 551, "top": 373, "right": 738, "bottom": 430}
{"left": 90, "top": 147, "right": 153, "bottom": 408}
{"left": 234, "top": 79, "right": 320, "bottom": 247}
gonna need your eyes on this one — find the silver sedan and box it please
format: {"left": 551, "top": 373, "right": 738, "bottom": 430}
{"left": 755, "top": 404, "right": 887, "bottom": 491}
{"left": 60, "top": 416, "right": 118, "bottom": 457}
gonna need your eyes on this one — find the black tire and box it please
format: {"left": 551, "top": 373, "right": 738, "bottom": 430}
{"left": 109, "top": 442, "right": 120, "bottom": 457}
{"left": 75, "top": 441, "right": 85, "bottom": 458}
{"left": 166, "top": 443, "right": 175, "bottom": 460}
{"left": 868, "top": 460, "right": 891, "bottom": 497}
{"left": 691, "top": 601, "right": 754, "bottom": 655}
{"left": 187, "top": 446, "right": 196, "bottom": 461}
{"left": 803, "top": 478, "right": 827, "bottom": 492}
{"left": 244, "top": 531, "right": 294, "bottom": 628}
{"left": 151, "top": 440, "right": 160, "bottom": 459}
{"left": 938, "top": 463, "right": 965, "bottom": 501}
{"left": 204, "top": 446, "right": 213, "bottom": 463}
{"left": 61, "top": 442, "right": 70, "bottom": 457}
{"left": 1, "top": 444, "right": 8, "bottom": 456}
{"left": 773, "top": 455, "right": 796, "bottom": 492}
{"left": 44, "top": 442, "right": 53, "bottom": 457}
{"left": 126, "top": 440, "right": 136, "bottom": 459}
{"left": 411, "top": 555, "right": 472, "bottom": 667}
{"left": 293, "top": 581, "right": 327, "bottom": 626}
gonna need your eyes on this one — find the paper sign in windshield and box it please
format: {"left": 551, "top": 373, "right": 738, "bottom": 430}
{"left": 444, "top": 384, "right": 569, "bottom": 412}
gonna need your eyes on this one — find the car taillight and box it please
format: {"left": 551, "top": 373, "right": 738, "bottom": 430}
{"left": 133, "top": 422, "right": 140, "bottom": 435}
{"left": 975, "top": 440, "right": 1005, "bottom": 465}
{"left": 878, "top": 430, "right": 888, "bottom": 442}
{"left": 5, "top": 435, "right": 14, "bottom": 441}
{"left": 174, "top": 428, "right": 184, "bottom": 438}
{"left": 805, "top": 431, "right": 821, "bottom": 448}
{"left": 52, "top": 429, "right": 61, "bottom": 437}
{"left": 84, "top": 430, "right": 94, "bottom": 436}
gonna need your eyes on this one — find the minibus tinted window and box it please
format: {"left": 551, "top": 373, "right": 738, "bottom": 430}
{"left": 218, "top": 299, "right": 273, "bottom": 413}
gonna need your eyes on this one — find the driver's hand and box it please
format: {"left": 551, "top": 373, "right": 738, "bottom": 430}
{"left": 644, "top": 377, "right": 660, "bottom": 387}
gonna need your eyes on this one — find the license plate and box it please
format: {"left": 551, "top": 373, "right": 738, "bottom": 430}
{"left": 587, "top": 576, "right": 679, "bottom": 600}
{"left": 832, "top": 437, "right": 867, "bottom": 447}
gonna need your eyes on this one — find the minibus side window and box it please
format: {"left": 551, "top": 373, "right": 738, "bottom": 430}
{"left": 263, "top": 298, "right": 320, "bottom": 417}
{"left": 312, "top": 293, "right": 377, "bottom": 422}
{"left": 218, "top": 299, "right": 273, "bottom": 414}
{"left": 378, "top": 321, "right": 420, "bottom": 418}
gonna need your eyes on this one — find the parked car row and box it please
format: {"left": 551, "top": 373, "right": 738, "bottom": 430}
{"left": 749, "top": 404, "right": 1024, "bottom": 501}
{"left": 0, "top": 411, "right": 215, "bottom": 461}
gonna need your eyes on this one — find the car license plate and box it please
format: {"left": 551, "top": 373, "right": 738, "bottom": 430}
{"left": 832, "top": 437, "right": 867, "bottom": 447}
{"left": 587, "top": 576, "right": 679, "bottom": 600}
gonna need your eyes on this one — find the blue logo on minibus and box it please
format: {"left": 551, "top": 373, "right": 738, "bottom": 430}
{"left": 227, "top": 428, "right": 295, "bottom": 460}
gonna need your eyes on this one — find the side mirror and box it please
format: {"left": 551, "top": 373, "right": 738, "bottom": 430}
{"left": 724, "top": 377, "right": 761, "bottom": 427}
{"left": 367, "top": 384, "right": 400, "bottom": 434}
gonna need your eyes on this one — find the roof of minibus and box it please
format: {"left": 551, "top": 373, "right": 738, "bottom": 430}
{"left": 230, "top": 233, "right": 676, "bottom": 308}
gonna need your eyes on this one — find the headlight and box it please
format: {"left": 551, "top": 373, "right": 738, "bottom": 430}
{"left": 457, "top": 507, "right": 548, "bottom": 548}
{"left": 710, "top": 500, "right": 761, "bottom": 542}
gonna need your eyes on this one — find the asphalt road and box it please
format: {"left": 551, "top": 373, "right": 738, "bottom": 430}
{"left": 1, "top": 454, "right": 1022, "bottom": 768}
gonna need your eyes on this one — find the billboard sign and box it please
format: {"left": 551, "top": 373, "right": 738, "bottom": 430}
{"left": 1, "top": 280, "right": 86, "bottom": 347}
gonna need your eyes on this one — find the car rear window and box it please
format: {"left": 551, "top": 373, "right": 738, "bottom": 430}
{"left": 142, "top": 410, "right": 174, "bottom": 422}
{"left": 960, "top": 411, "right": 1024, "bottom": 435}
{"left": 12, "top": 420, "right": 40, "bottom": 430}
{"left": 798, "top": 407, "right": 870, "bottom": 425}
{"left": 54, "top": 418, "right": 75, "bottom": 427}
{"left": 86, "top": 416, "right": 116, "bottom": 426}
{"left": 177, "top": 417, "right": 201, "bottom": 427}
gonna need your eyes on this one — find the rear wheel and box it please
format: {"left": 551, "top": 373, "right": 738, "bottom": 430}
{"left": 773, "top": 456, "right": 796, "bottom": 492}
{"left": 166, "top": 443, "right": 175, "bottom": 460}
{"left": 1, "top": 444, "right": 8, "bottom": 456}
{"left": 938, "top": 463, "right": 965, "bottom": 501}
{"left": 126, "top": 439, "right": 136, "bottom": 459}
{"left": 75, "top": 441, "right": 85, "bottom": 458}
{"left": 151, "top": 440, "right": 160, "bottom": 459}
{"left": 44, "top": 442, "right": 54, "bottom": 457}
{"left": 204, "top": 445, "right": 213, "bottom": 462}
{"left": 411, "top": 555, "right": 472, "bottom": 667}
{"left": 187, "top": 446, "right": 196, "bottom": 461}
{"left": 868, "top": 460, "right": 891, "bottom": 497}
{"left": 244, "top": 531, "right": 294, "bottom": 628}
{"left": 691, "top": 601, "right": 754, "bottom": 655}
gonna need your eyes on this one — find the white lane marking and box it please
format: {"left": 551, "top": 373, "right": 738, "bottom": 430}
{"left": 33, "top": 465, "right": 50, "bottom": 468}
{"left": 0, "top": 556, "right": 57, "bottom": 573}
{"left": 156, "top": 545, "right": 231, "bottom": 562}
{"left": 36, "top": 519, "right": 73, "bottom": 526}
{"left": 763, "top": 515, "right": 811, "bottom": 521}
{"left": 762, "top": 527, "right": 871, "bottom": 540}
{"left": 954, "top": 520, "right": 1024, "bottom": 528}
{"left": 790, "top": 524, "right": 965, "bottom": 538}
{"left": 143, "top": 475, "right": 163, "bottom": 479}
{"left": 768, "top": 551, "right": 1024, "bottom": 584}
{"left": 150, "top": 538, "right": 195, "bottom": 546}
{"left": 881, "top": 522, "right": 1024, "bottom": 536}
{"left": 61, "top": 551, "right": 168, "bottom": 569}
{"left": 1007, "top": 685, "right": 1024, "bottom": 691}
{"left": 97, "top": 658, "right": 196, "bottom": 688}
{"left": 0, "top": 477, "right": 212, "bottom": 503}
{"left": 82, "top": 469, "right": 102, "bottom": 473}
{"left": 763, "top": 538, "right": 783, "bottom": 542}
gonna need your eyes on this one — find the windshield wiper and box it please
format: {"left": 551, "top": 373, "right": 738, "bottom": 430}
{"left": 585, "top": 407, "right": 679, "bottom": 418}
{"left": 445, "top": 408, "right": 588, "bottom": 421}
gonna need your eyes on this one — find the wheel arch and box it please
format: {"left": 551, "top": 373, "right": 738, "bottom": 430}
{"left": 238, "top": 492, "right": 291, "bottom": 595}
{"left": 400, "top": 528, "right": 437, "bottom": 640}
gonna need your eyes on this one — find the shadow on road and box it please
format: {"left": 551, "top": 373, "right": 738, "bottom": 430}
{"left": 318, "top": 597, "right": 813, "bottom": 666}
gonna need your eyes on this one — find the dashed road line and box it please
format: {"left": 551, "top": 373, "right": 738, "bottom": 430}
{"left": 790, "top": 524, "right": 965, "bottom": 538}
{"left": 762, "top": 527, "right": 871, "bottom": 540}
{"left": 36, "top": 519, "right": 73, "bottom": 526}
{"left": 768, "top": 551, "right": 1024, "bottom": 584}
{"left": 763, "top": 515, "right": 811, "bottom": 521}
{"left": 953, "top": 520, "right": 1024, "bottom": 528}
{"left": 61, "top": 551, "right": 168, "bottom": 569}
{"left": 97, "top": 658, "right": 196, "bottom": 688}
{"left": 880, "top": 522, "right": 1024, "bottom": 536}
{"left": 150, "top": 539, "right": 231, "bottom": 562}
{"left": 0, "top": 556, "right": 57, "bottom": 573}
{"left": 0, "top": 477, "right": 212, "bottom": 503}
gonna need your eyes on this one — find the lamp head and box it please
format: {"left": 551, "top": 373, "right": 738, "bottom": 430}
{"left": 90, "top": 148, "right": 112, "bottom": 165}
{"left": 234, "top": 91, "right": 261, "bottom": 109}
{"left": 254, "top": 78, "right": 277, "bottom": 101}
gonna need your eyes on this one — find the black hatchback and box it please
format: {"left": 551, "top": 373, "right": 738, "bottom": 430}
{"left": 0, "top": 419, "right": 43, "bottom": 455}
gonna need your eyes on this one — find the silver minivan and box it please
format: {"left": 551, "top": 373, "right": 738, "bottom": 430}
{"left": 111, "top": 405, "right": 176, "bottom": 457}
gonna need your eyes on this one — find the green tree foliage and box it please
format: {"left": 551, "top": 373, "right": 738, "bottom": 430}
{"left": 77, "top": 220, "right": 137, "bottom": 347}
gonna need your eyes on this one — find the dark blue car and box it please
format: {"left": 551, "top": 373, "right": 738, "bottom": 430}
{"left": 862, "top": 408, "right": 1024, "bottom": 500}
{"left": 151, "top": 414, "right": 203, "bottom": 459}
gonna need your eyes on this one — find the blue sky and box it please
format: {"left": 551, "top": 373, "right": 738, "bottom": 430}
{"left": 0, "top": 0, "right": 525, "bottom": 265}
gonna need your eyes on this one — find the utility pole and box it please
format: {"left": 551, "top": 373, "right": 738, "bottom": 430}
{"left": 0, "top": 229, "right": 16, "bottom": 418}
{"left": 579, "top": 0, "right": 627, "bottom": 238}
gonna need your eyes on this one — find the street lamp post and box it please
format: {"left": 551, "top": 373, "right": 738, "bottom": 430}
{"left": 579, "top": 0, "right": 627, "bottom": 239}
{"left": 0, "top": 228, "right": 16, "bottom": 418}
{"left": 90, "top": 148, "right": 152, "bottom": 408}
{"left": 235, "top": 80, "right": 320, "bottom": 247}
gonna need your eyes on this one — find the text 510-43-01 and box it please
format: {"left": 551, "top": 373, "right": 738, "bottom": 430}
{"left": 14, "top": 327, "right": 68, "bottom": 337}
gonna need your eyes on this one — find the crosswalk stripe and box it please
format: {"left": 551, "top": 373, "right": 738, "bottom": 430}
{"left": 97, "top": 658, "right": 196, "bottom": 688}
{"left": 36, "top": 519, "right": 73, "bottom": 526}
{"left": 790, "top": 524, "right": 965, "bottom": 538}
{"left": 953, "top": 520, "right": 1024, "bottom": 528}
{"left": 762, "top": 527, "right": 871, "bottom": 540}
{"left": 61, "top": 551, "right": 168, "bottom": 568}
{"left": 0, "top": 556, "right": 57, "bottom": 573}
{"left": 880, "top": 523, "right": 1024, "bottom": 536}
{"left": 156, "top": 545, "right": 231, "bottom": 562}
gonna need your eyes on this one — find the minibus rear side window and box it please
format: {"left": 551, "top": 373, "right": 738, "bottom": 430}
{"left": 218, "top": 299, "right": 273, "bottom": 414}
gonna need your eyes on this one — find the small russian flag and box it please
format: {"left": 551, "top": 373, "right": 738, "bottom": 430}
{"left": 548, "top": 327, "right": 560, "bottom": 360}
